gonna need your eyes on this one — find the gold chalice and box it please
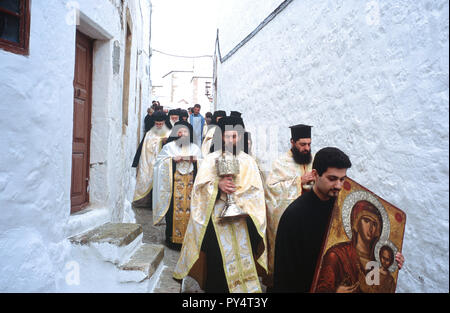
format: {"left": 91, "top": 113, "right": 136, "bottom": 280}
{"left": 216, "top": 154, "right": 247, "bottom": 220}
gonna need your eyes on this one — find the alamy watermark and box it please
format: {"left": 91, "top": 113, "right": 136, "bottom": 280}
{"left": 365, "top": 261, "right": 380, "bottom": 286}
{"left": 365, "top": 1, "right": 380, "bottom": 26}
{"left": 65, "top": 261, "right": 80, "bottom": 286}
{"left": 65, "top": 1, "right": 80, "bottom": 26}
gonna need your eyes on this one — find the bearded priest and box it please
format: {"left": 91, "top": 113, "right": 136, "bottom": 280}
{"left": 132, "top": 111, "right": 172, "bottom": 209}
{"left": 152, "top": 121, "right": 202, "bottom": 250}
{"left": 264, "top": 124, "right": 315, "bottom": 289}
{"left": 174, "top": 116, "right": 267, "bottom": 293}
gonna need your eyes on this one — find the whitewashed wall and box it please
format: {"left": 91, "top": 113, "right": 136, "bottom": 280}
{"left": 217, "top": 0, "right": 284, "bottom": 55}
{"left": 216, "top": 0, "right": 449, "bottom": 292}
{"left": 0, "top": 0, "right": 152, "bottom": 292}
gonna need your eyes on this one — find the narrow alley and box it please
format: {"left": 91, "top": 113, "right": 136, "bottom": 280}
{"left": 0, "top": 0, "right": 448, "bottom": 298}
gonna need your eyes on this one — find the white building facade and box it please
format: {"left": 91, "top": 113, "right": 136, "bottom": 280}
{"left": 0, "top": 0, "right": 152, "bottom": 291}
{"left": 151, "top": 54, "right": 213, "bottom": 112}
{"left": 214, "top": 0, "right": 449, "bottom": 292}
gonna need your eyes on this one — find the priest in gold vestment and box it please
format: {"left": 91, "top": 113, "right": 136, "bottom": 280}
{"left": 152, "top": 121, "right": 202, "bottom": 250}
{"left": 174, "top": 116, "right": 267, "bottom": 293}
{"left": 264, "top": 124, "right": 315, "bottom": 288}
{"left": 201, "top": 110, "right": 226, "bottom": 157}
{"left": 132, "top": 111, "right": 171, "bottom": 208}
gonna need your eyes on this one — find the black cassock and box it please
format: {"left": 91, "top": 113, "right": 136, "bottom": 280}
{"left": 144, "top": 114, "right": 154, "bottom": 132}
{"left": 132, "top": 114, "right": 154, "bottom": 168}
{"left": 200, "top": 191, "right": 261, "bottom": 293}
{"left": 272, "top": 190, "right": 334, "bottom": 293}
{"left": 132, "top": 132, "right": 147, "bottom": 168}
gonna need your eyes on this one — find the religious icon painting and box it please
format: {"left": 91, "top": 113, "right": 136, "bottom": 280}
{"left": 310, "top": 177, "right": 406, "bottom": 293}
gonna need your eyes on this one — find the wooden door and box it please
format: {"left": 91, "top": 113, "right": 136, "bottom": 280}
{"left": 71, "top": 31, "right": 93, "bottom": 214}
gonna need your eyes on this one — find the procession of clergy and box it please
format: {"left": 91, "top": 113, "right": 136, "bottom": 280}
{"left": 131, "top": 105, "right": 404, "bottom": 293}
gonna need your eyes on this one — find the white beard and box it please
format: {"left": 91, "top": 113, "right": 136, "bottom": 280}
{"left": 152, "top": 124, "right": 169, "bottom": 136}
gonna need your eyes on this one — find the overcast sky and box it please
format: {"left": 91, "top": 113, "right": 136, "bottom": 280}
{"left": 150, "top": 0, "right": 218, "bottom": 83}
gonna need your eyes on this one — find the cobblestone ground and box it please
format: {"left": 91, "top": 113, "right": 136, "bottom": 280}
{"left": 132, "top": 206, "right": 181, "bottom": 293}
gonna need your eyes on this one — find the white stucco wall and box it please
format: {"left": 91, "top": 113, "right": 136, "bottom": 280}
{"left": 216, "top": 0, "right": 449, "bottom": 292}
{"left": 217, "top": 0, "right": 284, "bottom": 55}
{"left": 0, "top": 0, "right": 152, "bottom": 292}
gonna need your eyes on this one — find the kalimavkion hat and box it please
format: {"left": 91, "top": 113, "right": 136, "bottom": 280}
{"left": 218, "top": 116, "right": 245, "bottom": 133}
{"left": 152, "top": 111, "right": 167, "bottom": 121}
{"left": 230, "top": 111, "right": 242, "bottom": 118}
{"left": 289, "top": 124, "right": 312, "bottom": 140}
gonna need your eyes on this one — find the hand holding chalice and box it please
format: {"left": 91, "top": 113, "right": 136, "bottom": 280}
{"left": 216, "top": 154, "right": 247, "bottom": 220}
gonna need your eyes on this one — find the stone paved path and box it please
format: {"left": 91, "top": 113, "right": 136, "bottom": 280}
{"left": 132, "top": 206, "right": 181, "bottom": 293}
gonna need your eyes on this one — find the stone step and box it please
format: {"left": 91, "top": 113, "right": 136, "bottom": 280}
{"left": 69, "top": 222, "right": 143, "bottom": 246}
{"left": 153, "top": 265, "right": 182, "bottom": 293}
{"left": 69, "top": 222, "right": 143, "bottom": 264}
{"left": 118, "top": 243, "right": 165, "bottom": 284}
{"left": 152, "top": 247, "right": 182, "bottom": 293}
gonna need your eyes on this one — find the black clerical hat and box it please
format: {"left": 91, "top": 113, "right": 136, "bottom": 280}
{"left": 152, "top": 111, "right": 167, "bottom": 121}
{"left": 290, "top": 124, "right": 312, "bottom": 140}
{"left": 230, "top": 111, "right": 242, "bottom": 118}
{"left": 168, "top": 109, "right": 179, "bottom": 116}
{"left": 214, "top": 110, "right": 226, "bottom": 117}
{"left": 218, "top": 116, "right": 245, "bottom": 133}
{"left": 211, "top": 110, "right": 227, "bottom": 125}
{"left": 179, "top": 109, "right": 189, "bottom": 118}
